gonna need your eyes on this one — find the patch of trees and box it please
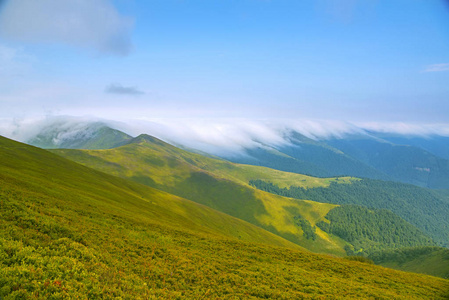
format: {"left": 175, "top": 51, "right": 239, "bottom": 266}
{"left": 293, "top": 215, "right": 317, "bottom": 240}
{"left": 315, "top": 205, "right": 433, "bottom": 255}
{"left": 369, "top": 246, "right": 449, "bottom": 265}
{"left": 249, "top": 179, "right": 449, "bottom": 247}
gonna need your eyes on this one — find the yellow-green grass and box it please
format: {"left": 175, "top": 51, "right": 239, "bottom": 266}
{"left": 0, "top": 136, "right": 297, "bottom": 249}
{"left": 220, "top": 164, "right": 358, "bottom": 189}
{"left": 2, "top": 136, "right": 449, "bottom": 299}
{"left": 53, "top": 135, "right": 354, "bottom": 254}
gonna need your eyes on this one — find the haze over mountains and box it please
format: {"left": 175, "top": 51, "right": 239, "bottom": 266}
{"left": 2, "top": 116, "right": 449, "bottom": 297}
{"left": 5, "top": 116, "right": 449, "bottom": 189}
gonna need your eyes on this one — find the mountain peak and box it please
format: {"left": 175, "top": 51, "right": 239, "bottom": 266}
{"left": 27, "top": 121, "right": 132, "bottom": 150}
{"left": 129, "top": 134, "right": 173, "bottom": 147}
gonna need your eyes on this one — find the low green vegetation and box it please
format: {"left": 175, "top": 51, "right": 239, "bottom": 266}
{"left": 2, "top": 136, "right": 449, "bottom": 299}
{"left": 52, "top": 135, "right": 352, "bottom": 255}
{"left": 50, "top": 133, "right": 449, "bottom": 280}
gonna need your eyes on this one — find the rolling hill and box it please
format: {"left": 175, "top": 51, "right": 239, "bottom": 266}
{"left": 2, "top": 135, "right": 449, "bottom": 299}
{"left": 52, "top": 134, "right": 351, "bottom": 256}
{"left": 52, "top": 134, "right": 441, "bottom": 255}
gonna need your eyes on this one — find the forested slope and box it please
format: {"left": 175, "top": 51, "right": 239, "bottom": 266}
{"left": 250, "top": 179, "right": 449, "bottom": 247}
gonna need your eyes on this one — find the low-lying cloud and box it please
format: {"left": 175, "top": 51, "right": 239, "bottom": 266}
{"left": 0, "top": 0, "right": 133, "bottom": 56}
{"left": 2, "top": 116, "right": 449, "bottom": 158}
{"left": 105, "top": 84, "right": 145, "bottom": 96}
{"left": 358, "top": 122, "right": 449, "bottom": 136}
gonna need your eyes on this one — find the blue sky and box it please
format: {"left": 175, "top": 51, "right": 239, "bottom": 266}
{"left": 1, "top": 0, "right": 449, "bottom": 123}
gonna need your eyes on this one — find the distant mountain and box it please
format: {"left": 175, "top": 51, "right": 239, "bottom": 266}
{"left": 2, "top": 136, "right": 448, "bottom": 298}
{"left": 20, "top": 118, "right": 449, "bottom": 189}
{"left": 325, "top": 134, "right": 449, "bottom": 189}
{"left": 220, "top": 130, "right": 449, "bottom": 189}
{"left": 369, "top": 132, "right": 449, "bottom": 160}
{"left": 225, "top": 132, "right": 390, "bottom": 180}
{"left": 27, "top": 121, "right": 132, "bottom": 149}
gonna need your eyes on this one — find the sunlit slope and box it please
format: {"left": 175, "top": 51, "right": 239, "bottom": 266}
{"left": 53, "top": 134, "right": 356, "bottom": 255}
{"left": 0, "top": 135, "right": 296, "bottom": 248}
{"left": 2, "top": 136, "right": 449, "bottom": 299}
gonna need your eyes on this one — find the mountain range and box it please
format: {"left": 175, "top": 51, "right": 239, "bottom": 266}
{"left": 1, "top": 118, "right": 449, "bottom": 298}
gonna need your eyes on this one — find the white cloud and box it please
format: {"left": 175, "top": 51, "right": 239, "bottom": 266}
{"left": 3, "top": 116, "right": 449, "bottom": 159}
{"left": 110, "top": 118, "right": 365, "bottom": 157}
{"left": 0, "top": 0, "right": 133, "bottom": 56}
{"left": 423, "top": 63, "right": 449, "bottom": 72}
{"left": 358, "top": 122, "right": 449, "bottom": 136}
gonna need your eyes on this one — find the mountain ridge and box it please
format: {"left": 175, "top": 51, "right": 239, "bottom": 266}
{"left": 4, "top": 134, "right": 449, "bottom": 298}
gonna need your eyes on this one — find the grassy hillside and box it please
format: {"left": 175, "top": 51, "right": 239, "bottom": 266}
{"left": 2, "top": 136, "right": 449, "bottom": 299}
{"left": 0, "top": 136, "right": 297, "bottom": 248}
{"left": 53, "top": 134, "right": 361, "bottom": 255}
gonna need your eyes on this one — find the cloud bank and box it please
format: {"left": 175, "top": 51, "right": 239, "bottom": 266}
{"left": 105, "top": 84, "right": 145, "bottom": 96}
{"left": 423, "top": 63, "right": 449, "bottom": 72}
{"left": 2, "top": 116, "right": 449, "bottom": 158}
{"left": 0, "top": 0, "right": 133, "bottom": 56}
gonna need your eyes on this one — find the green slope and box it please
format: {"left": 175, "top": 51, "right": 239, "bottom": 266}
{"left": 53, "top": 134, "right": 357, "bottom": 255}
{"left": 0, "top": 135, "right": 297, "bottom": 248}
{"left": 2, "top": 136, "right": 449, "bottom": 299}
{"left": 28, "top": 122, "right": 132, "bottom": 149}
{"left": 52, "top": 134, "right": 438, "bottom": 257}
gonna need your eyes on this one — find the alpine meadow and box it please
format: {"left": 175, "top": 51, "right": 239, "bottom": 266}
{"left": 1, "top": 0, "right": 449, "bottom": 299}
